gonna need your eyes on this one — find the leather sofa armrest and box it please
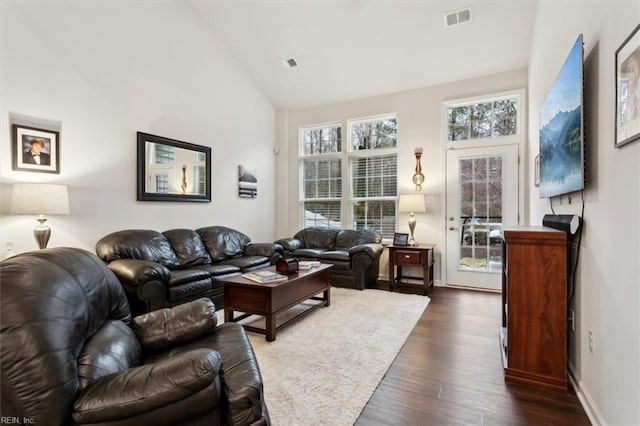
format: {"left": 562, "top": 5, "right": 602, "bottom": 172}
{"left": 274, "top": 238, "right": 302, "bottom": 252}
{"left": 348, "top": 243, "right": 384, "bottom": 258}
{"left": 107, "top": 259, "right": 170, "bottom": 286}
{"left": 131, "top": 298, "right": 218, "bottom": 352}
{"left": 73, "top": 349, "right": 222, "bottom": 424}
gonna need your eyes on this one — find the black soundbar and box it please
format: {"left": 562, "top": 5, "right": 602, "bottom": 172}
{"left": 542, "top": 214, "right": 581, "bottom": 235}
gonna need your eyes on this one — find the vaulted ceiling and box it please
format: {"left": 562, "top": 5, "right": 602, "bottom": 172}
{"left": 188, "top": 1, "right": 537, "bottom": 109}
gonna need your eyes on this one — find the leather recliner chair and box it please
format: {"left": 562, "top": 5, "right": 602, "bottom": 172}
{"left": 0, "top": 247, "right": 270, "bottom": 425}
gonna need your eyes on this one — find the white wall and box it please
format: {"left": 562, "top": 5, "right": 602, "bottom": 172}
{"left": 528, "top": 3, "right": 640, "bottom": 425}
{"left": 0, "top": 2, "right": 277, "bottom": 254}
{"left": 277, "top": 68, "right": 528, "bottom": 284}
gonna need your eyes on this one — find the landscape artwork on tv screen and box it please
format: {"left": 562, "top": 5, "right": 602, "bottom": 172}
{"left": 539, "top": 34, "right": 585, "bottom": 198}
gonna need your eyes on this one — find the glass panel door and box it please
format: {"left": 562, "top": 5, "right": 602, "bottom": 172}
{"left": 445, "top": 144, "right": 518, "bottom": 290}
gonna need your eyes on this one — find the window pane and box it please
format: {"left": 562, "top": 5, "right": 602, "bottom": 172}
{"left": 351, "top": 155, "right": 397, "bottom": 199}
{"left": 154, "top": 144, "right": 174, "bottom": 164}
{"left": 302, "top": 125, "right": 342, "bottom": 155}
{"left": 352, "top": 200, "right": 396, "bottom": 239}
{"left": 493, "top": 99, "right": 517, "bottom": 136}
{"left": 457, "top": 155, "right": 505, "bottom": 271}
{"left": 303, "top": 201, "right": 342, "bottom": 228}
{"left": 448, "top": 106, "right": 469, "bottom": 141}
{"left": 303, "top": 159, "right": 341, "bottom": 199}
{"left": 447, "top": 96, "right": 519, "bottom": 142}
{"left": 155, "top": 175, "right": 169, "bottom": 193}
{"left": 352, "top": 118, "right": 397, "bottom": 150}
{"left": 470, "top": 103, "right": 492, "bottom": 139}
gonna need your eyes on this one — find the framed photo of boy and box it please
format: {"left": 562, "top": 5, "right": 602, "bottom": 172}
{"left": 12, "top": 124, "right": 60, "bottom": 174}
{"left": 393, "top": 232, "right": 409, "bottom": 246}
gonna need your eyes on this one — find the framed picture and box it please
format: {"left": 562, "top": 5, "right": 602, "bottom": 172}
{"left": 238, "top": 165, "right": 257, "bottom": 198}
{"left": 137, "top": 132, "right": 211, "bottom": 202}
{"left": 534, "top": 154, "right": 540, "bottom": 187}
{"left": 615, "top": 23, "right": 640, "bottom": 148}
{"left": 12, "top": 124, "right": 60, "bottom": 174}
{"left": 393, "top": 232, "right": 409, "bottom": 246}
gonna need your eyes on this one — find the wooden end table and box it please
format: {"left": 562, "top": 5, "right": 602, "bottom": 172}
{"left": 221, "top": 264, "right": 332, "bottom": 341}
{"left": 388, "top": 244, "right": 435, "bottom": 295}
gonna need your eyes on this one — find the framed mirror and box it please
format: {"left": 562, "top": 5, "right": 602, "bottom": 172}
{"left": 137, "top": 132, "right": 211, "bottom": 202}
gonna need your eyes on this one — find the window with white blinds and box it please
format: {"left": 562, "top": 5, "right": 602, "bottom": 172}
{"left": 348, "top": 116, "right": 398, "bottom": 239}
{"left": 299, "top": 123, "right": 342, "bottom": 228}
{"left": 299, "top": 115, "right": 398, "bottom": 239}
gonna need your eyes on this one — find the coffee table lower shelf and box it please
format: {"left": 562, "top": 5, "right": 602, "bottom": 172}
{"left": 226, "top": 293, "right": 329, "bottom": 341}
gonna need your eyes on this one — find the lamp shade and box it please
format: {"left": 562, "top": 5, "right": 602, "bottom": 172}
{"left": 10, "top": 183, "right": 70, "bottom": 215}
{"left": 398, "top": 194, "right": 426, "bottom": 214}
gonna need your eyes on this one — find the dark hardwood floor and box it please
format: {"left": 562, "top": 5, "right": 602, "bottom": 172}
{"left": 355, "top": 285, "right": 591, "bottom": 426}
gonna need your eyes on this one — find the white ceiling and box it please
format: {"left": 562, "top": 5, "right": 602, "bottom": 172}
{"left": 187, "top": 1, "right": 537, "bottom": 110}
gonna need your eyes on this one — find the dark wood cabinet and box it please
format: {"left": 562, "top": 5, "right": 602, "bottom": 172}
{"left": 500, "top": 227, "right": 568, "bottom": 393}
{"left": 388, "top": 244, "right": 435, "bottom": 295}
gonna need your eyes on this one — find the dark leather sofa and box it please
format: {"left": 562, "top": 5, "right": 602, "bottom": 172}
{"left": 0, "top": 247, "right": 270, "bottom": 425}
{"left": 96, "top": 226, "right": 281, "bottom": 315}
{"left": 275, "top": 227, "right": 383, "bottom": 290}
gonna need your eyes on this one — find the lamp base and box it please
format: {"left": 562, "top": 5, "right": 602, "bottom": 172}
{"left": 408, "top": 214, "right": 418, "bottom": 246}
{"left": 34, "top": 216, "right": 51, "bottom": 249}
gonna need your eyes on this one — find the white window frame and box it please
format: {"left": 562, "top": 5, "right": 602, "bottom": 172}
{"left": 298, "top": 122, "right": 343, "bottom": 229}
{"left": 444, "top": 90, "right": 524, "bottom": 149}
{"left": 347, "top": 114, "right": 399, "bottom": 240}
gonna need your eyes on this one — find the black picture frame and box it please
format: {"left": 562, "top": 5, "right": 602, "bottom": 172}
{"left": 615, "top": 23, "right": 640, "bottom": 148}
{"left": 137, "top": 132, "right": 211, "bottom": 202}
{"left": 393, "top": 232, "right": 409, "bottom": 246}
{"left": 12, "top": 124, "right": 60, "bottom": 174}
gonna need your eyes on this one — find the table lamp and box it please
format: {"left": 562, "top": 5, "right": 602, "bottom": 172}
{"left": 398, "top": 193, "right": 426, "bottom": 246}
{"left": 10, "top": 183, "right": 70, "bottom": 249}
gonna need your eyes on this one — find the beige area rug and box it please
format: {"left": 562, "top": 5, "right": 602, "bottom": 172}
{"left": 219, "top": 287, "right": 430, "bottom": 426}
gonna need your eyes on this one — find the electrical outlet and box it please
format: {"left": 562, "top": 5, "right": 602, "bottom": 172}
{"left": 569, "top": 309, "right": 575, "bottom": 332}
{"left": 588, "top": 329, "right": 594, "bottom": 354}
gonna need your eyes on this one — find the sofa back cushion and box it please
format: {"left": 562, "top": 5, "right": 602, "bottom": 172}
{"left": 335, "top": 229, "right": 382, "bottom": 250}
{"left": 77, "top": 320, "right": 142, "bottom": 389}
{"left": 95, "top": 229, "right": 180, "bottom": 269}
{"left": 0, "top": 248, "right": 131, "bottom": 425}
{"left": 294, "top": 227, "right": 340, "bottom": 249}
{"left": 196, "top": 226, "right": 251, "bottom": 261}
{"left": 163, "top": 229, "right": 212, "bottom": 268}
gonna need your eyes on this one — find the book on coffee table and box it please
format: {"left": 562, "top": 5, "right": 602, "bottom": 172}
{"left": 242, "top": 270, "right": 288, "bottom": 283}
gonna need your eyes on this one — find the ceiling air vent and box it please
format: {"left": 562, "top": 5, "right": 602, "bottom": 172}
{"left": 444, "top": 7, "right": 472, "bottom": 28}
{"left": 282, "top": 58, "right": 298, "bottom": 68}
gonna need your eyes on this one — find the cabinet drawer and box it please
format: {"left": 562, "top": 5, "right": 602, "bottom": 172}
{"left": 392, "top": 250, "right": 422, "bottom": 265}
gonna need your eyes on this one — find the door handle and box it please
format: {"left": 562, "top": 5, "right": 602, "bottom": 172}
{"left": 448, "top": 226, "right": 458, "bottom": 231}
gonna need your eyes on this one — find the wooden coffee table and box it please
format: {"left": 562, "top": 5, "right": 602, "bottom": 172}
{"left": 221, "top": 263, "right": 332, "bottom": 341}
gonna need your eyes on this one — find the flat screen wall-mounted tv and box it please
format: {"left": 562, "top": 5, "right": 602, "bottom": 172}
{"left": 539, "top": 34, "right": 585, "bottom": 198}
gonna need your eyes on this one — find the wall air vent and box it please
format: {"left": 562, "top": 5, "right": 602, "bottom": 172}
{"left": 444, "top": 7, "right": 472, "bottom": 28}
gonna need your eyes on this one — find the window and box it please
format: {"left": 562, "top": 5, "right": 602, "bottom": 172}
{"left": 194, "top": 152, "right": 207, "bottom": 195}
{"left": 154, "top": 144, "right": 175, "bottom": 164}
{"left": 299, "top": 115, "right": 398, "bottom": 240}
{"left": 155, "top": 175, "right": 169, "bottom": 193}
{"left": 348, "top": 116, "right": 398, "bottom": 239}
{"left": 299, "top": 123, "right": 342, "bottom": 228}
{"left": 447, "top": 97, "right": 518, "bottom": 141}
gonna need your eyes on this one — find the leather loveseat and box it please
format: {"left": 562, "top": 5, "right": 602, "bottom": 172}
{"left": 275, "top": 227, "right": 383, "bottom": 290}
{"left": 96, "top": 226, "right": 281, "bottom": 315}
{"left": 0, "top": 247, "right": 270, "bottom": 425}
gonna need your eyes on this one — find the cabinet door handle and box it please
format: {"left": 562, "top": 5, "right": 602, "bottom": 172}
{"left": 448, "top": 226, "right": 458, "bottom": 231}
{"left": 405, "top": 255, "right": 411, "bottom": 259}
